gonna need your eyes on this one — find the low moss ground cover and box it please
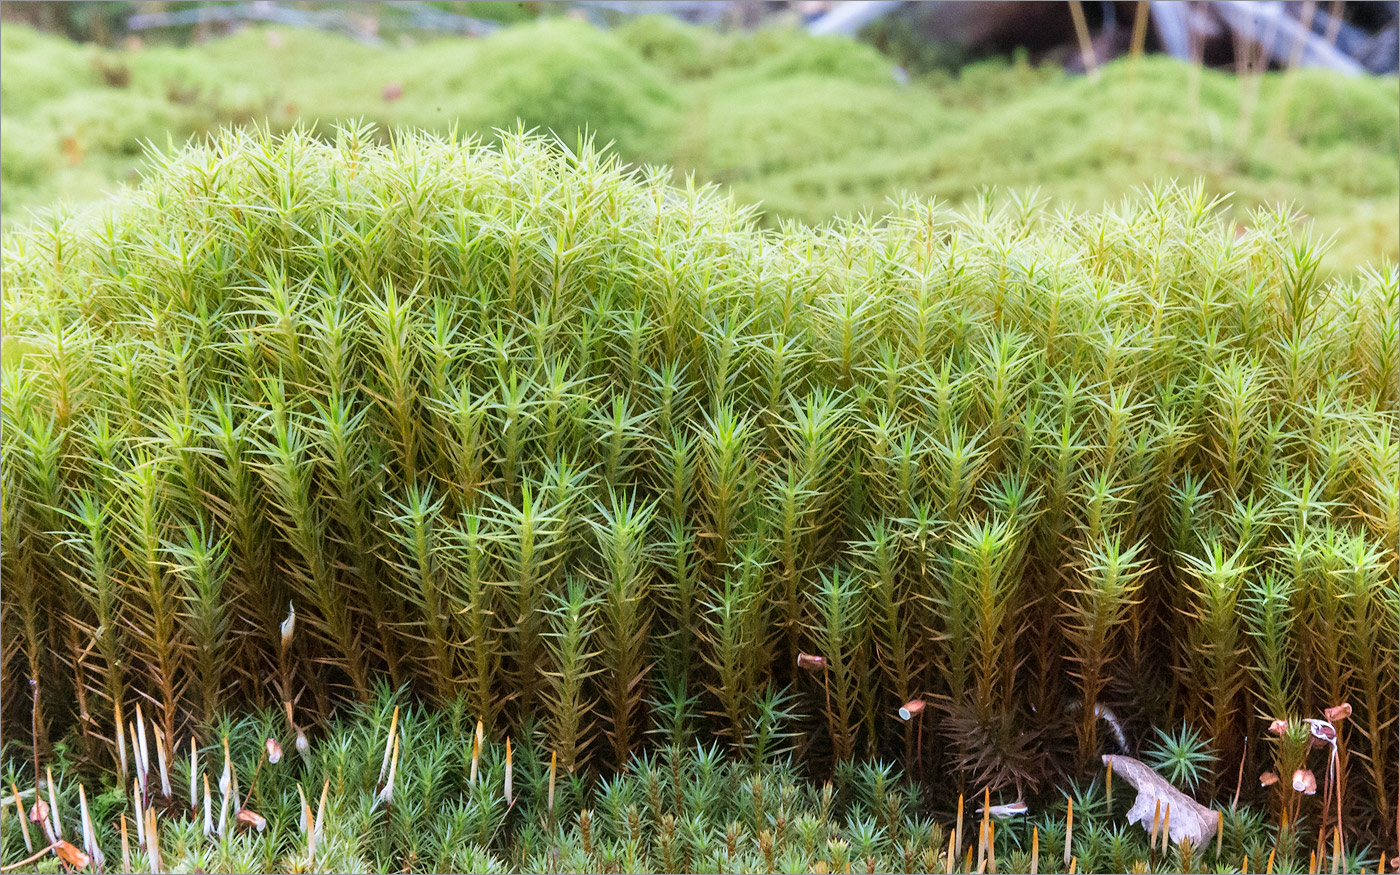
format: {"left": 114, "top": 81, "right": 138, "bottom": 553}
{"left": 1, "top": 691, "right": 1388, "bottom": 874}
{"left": 1, "top": 128, "right": 1396, "bottom": 873}
{"left": 2, "top": 16, "right": 1397, "bottom": 273}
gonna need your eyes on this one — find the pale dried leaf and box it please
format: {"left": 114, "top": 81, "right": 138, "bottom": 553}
{"left": 1102, "top": 754, "right": 1220, "bottom": 847}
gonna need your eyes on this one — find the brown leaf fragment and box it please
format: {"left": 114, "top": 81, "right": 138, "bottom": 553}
{"left": 1102, "top": 754, "right": 1220, "bottom": 847}
{"left": 54, "top": 839, "right": 90, "bottom": 869}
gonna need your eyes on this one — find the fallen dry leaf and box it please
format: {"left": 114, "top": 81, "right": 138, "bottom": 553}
{"left": 1102, "top": 755, "right": 1220, "bottom": 847}
{"left": 980, "top": 801, "right": 1028, "bottom": 819}
{"left": 54, "top": 839, "right": 90, "bottom": 869}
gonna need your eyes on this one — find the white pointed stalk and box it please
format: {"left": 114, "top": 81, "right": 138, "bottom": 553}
{"left": 314, "top": 779, "right": 328, "bottom": 847}
{"left": 301, "top": 791, "right": 317, "bottom": 867}
{"left": 45, "top": 767, "right": 62, "bottom": 841}
{"left": 470, "top": 734, "right": 480, "bottom": 787}
{"left": 127, "top": 722, "right": 141, "bottom": 803}
{"left": 146, "top": 808, "right": 161, "bottom": 873}
{"left": 217, "top": 775, "right": 230, "bottom": 838}
{"left": 133, "top": 780, "right": 145, "bottom": 850}
{"left": 231, "top": 762, "right": 241, "bottom": 814}
{"left": 219, "top": 737, "right": 232, "bottom": 798}
{"left": 129, "top": 721, "right": 146, "bottom": 805}
{"left": 189, "top": 738, "right": 198, "bottom": 815}
{"left": 297, "top": 783, "right": 310, "bottom": 835}
{"left": 377, "top": 705, "right": 399, "bottom": 788}
{"left": 548, "top": 750, "right": 557, "bottom": 817}
{"left": 153, "top": 725, "right": 172, "bottom": 800}
{"left": 115, "top": 708, "right": 128, "bottom": 784}
{"left": 504, "top": 738, "right": 513, "bottom": 805}
{"left": 10, "top": 783, "right": 32, "bottom": 853}
{"left": 79, "top": 783, "right": 104, "bottom": 872}
{"left": 120, "top": 813, "right": 130, "bottom": 874}
{"left": 375, "top": 732, "right": 400, "bottom": 809}
{"left": 134, "top": 705, "right": 150, "bottom": 803}
{"left": 203, "top": 774, "right": 213, "bottom": 837}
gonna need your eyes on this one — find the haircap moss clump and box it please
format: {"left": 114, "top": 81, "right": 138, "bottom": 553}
{"left": 1, "top": 127, "right": 1396, "bottom": 845}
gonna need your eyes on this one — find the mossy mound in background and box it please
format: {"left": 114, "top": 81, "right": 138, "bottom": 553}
{"left": 1, "top": 18, "right": 1396, "bottom": 274}
{"left": 0, "top": 22, "right": 101, "bottom": 115}
{"left": 616, "top": 12, "right": 725, "bottom": 78}
{"left": 719, "top": 54, "right": 1399, "bottom": 273}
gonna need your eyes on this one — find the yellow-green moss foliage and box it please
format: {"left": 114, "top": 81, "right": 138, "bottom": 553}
{"left": 2, "top": 131, "right": 1396, "bottom": 840}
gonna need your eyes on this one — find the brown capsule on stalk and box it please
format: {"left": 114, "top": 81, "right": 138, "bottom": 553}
{"left": 27, "top": 797, "right": 49, "bottom": 825}
{"left": 265, "top": 738, "right": 283, "bottom": 765}
{"left": 898, "top": 699, "right": 927, "bottom": 721}
{"left": 1259, "top": 771, "right": 1280, "bottom": 787}
{"left": 796, "top": 652, "right": 827, "bottom": 671}
{"left": 1323, "top": 703, "right": 1351, "bottom": 723}
{"left": 1291, "top": 768, "right": 1317, "bottom": 795}
{"left": 236, "top": 807, "right": 268, "bottom": 832}
{"left": 280, "top": 602, "right": 296, "bottom": 650}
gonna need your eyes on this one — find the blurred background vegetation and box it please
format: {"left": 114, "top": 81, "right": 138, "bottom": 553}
{"left": 1, "top": 0, "right": 1396, "bottom": 274}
